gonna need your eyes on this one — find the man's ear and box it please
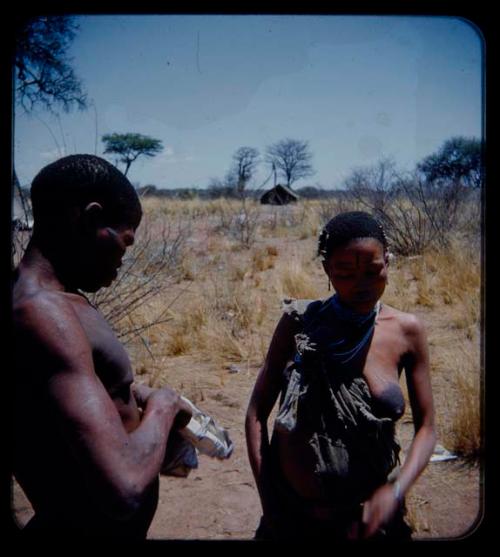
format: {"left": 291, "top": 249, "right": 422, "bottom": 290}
{"left": 81, "top": 202, "right": 104, "bottom": 233}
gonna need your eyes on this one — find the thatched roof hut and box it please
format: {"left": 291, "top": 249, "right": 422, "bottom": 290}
{"left": 260, "top": 184, "right": 299, "bottom": 205}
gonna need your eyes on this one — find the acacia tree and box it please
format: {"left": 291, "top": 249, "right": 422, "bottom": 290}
{"left": 13, "top": 15, "right": 87, "bottom": 249}
{"left": 15, "top": 16, "right": 88, "bottom": 114}
{"left": 417, "top": 136, "right": 483, "bottom": 189}
{"left": 102, "top": 133, "right": 163, "bottom": 176}
{"left": 226, "top": 146, "right": 260, "bottom": 195}
{"left": 265, "top": 138, "right": 314, "bottom": 188}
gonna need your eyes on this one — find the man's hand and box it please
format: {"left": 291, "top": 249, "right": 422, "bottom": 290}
{"left": 173, "top": 397, "right": 193, "bottom": 429}
{"left": 132, "top": 383, "right": 192, "bottom": 428}
{"left": 131, "top": 383, "right": 156, "bottom": 409}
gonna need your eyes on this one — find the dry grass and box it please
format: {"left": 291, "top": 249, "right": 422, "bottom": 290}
{"left": 405, "top": 493, "right": 432, "bottom": 535}
{"left": 274, "top": 256, "right": 322, "bottom": 300}
{"left": 251, "top": 245, "right": 279, "bottom": 273}
{"left": 383, "top": 256, "right": 417, "bottom": 312}
{"left": 137, "top": 259, "right": 276, "bottom": 374}
{"left": 13, "top": 194, "right": 482, "bottom": 539}
{"left": 119, "top": 197, "right": 481, "bottom": 466}
{"left": 439, "top": 345, "right": 481, "bottom": 457}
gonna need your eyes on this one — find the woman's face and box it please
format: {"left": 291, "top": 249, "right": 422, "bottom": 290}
{"left": 323, "top": 237, "right": 388, "bottom": 314}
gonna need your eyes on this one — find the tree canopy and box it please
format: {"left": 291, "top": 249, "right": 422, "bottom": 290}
{"left": 226, "top": 146, "right": 260, "bottom": 194}
{"left": 15, "top": 16, "right": 87, "bottom": 113}
{"left": 417, "top": 136, "right": 483, "bottom": 189}
{"left": 265, "top": 138, "right": 314, "bottom": 188}
{"left": 13, "top": 15, "right": 88, "bottom": 242}
{"left": 102, "top": 133, "right": 163, "bottom": 176}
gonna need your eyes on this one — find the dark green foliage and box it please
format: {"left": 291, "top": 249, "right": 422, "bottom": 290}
{"left": 102, "top": 133, "right": 163, "bottom": 176}
{"left": 417, "top": 136, "right": 483, "bottom": 189}
{"left": 13, "top": 16, "right": 88, "bottom": 261}
{"left": 15, "top": 16, "right": 87, "bottom": 113}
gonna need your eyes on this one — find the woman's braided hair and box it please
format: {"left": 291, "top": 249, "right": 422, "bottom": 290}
{"left": 318, "top": 211, "right": 388, "bottom": 261}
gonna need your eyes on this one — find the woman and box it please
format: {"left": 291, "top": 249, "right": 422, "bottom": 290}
{"left": 245, "top": 211, "right": 436, "bottom": 540}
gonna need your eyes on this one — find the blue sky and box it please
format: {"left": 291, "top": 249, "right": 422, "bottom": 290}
{"left": 14, "top": 15, "right": 483, "bottom": 190}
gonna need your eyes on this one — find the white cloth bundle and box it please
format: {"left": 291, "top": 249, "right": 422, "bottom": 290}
{"left": 161, "top": 396, "right": 234, "bottom": 476}
{"left": 178, "top": 396, "right": 234, "bottom": 460}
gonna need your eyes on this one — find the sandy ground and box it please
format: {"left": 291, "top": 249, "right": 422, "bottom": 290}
{"left": 11, "top": 358, "right": 482, "bottom": 541}
{"left": 10, "top": 205, "right": 482, "bottom": 541}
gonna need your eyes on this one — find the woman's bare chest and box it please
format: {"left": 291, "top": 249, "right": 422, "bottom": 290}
{"left": 354, "top": 321, "right": 407, "bottom": 420}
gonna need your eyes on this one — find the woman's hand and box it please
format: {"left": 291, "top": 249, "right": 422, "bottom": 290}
{"left": 361, "top": 482, "right": 401, "bottom": 538}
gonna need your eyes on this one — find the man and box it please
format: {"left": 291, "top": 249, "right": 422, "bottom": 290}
{"left": 12, "top": 154, "right": 191, "bottom": 539}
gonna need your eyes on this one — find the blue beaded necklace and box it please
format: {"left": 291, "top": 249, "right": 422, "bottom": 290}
{"left": 326, "top": 294, "right": 380, "bottom": 365}
{"left": 294, "top": 294, "right": 381, "bottom": 371}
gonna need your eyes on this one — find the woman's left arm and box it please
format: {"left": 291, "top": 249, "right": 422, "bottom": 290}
{"left": 361, "top": 314, "right": 436, "bottom": 538}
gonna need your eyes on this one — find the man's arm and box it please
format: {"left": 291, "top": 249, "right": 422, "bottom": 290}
{"left": 245, "top": 312, "right": 297, "bottom": 519}
{"left": 15, "top": 293, "right": 184, "bottom": 520}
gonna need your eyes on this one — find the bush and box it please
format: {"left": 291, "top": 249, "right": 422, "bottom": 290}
{"left": 90, "top": 211, "right": 192, "bottom": 344}
{"left": 344, "top": 159, "right": 475, "bottom": 255}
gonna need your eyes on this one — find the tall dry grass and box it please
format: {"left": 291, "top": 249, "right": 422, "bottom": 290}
{"left": 385, "top": 240, "right": 480, "bottom": 321}
{"left": 387, "top": 241, "right": 481, "bottom": 458}
{"left": 12, "top": 191, "right": 482, "bottom": 541}
{"left": 446, "top": 357, "right": 481, "bottom": 458}
{"left": 118, "top": 196, "right": 481, "bottom": 462}
{"left": 36, "top": 194, "right": 478, "bottom": 541}
{"left": 251, "top": 245, "right": 279, "bottom": 274}
{"left": 138, "top": 259, "right": 276, "bottom": 373}
{"left": 273, "top": 257, "right": 322, "bottom": 301}
{"left": 432, "top": 341, "right": 481, "bottom": 458}
{"left": 382, "top": 255, "right": 418, "bottom": 313}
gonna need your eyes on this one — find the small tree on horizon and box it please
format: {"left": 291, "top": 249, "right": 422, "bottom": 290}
{"left": 265, "top": 138, "right": 314, "bottom": 189}
{"left": 417, "top": 136, "right": 483, "bottom": 190}
{"left": 102, "top": 133, "right": 163, "bottom": 176}
{"left": 226, "top": 146, "right": 260, "bottom": 195}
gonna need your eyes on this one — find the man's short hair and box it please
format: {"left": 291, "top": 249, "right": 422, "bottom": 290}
{"left": 30, "top": 154, "right": 141, "bottom": 229}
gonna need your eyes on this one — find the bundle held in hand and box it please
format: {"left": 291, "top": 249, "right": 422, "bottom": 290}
{"left": 161, "top": 396, "right": 233, "bottom": 477}
{"left": 178, "top": 396, "right": 234, "bottom": 459}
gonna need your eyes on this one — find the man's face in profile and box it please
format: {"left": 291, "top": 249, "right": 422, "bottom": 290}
{"left": 75, "top": 203, "right": 141, "bottom": 293}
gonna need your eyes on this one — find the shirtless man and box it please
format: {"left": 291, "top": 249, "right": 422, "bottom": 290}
{"left": 245, "top": 211, "right": 436, "bottom": 540}
{"left": 12, "top": 154, "right": 191, "bottom": 539}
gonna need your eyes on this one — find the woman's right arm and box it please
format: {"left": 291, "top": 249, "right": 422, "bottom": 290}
{"left": 245, "top": 312, "right": 297, "bottom": 520}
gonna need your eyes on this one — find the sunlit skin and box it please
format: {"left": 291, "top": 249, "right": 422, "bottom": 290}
{"left": 322, "top": 237, "right": 389, "bottom": 315}
{"left": 13, "top": 199, "right": 191, "bottom": 538}
{"left": 245, "top": 235, "right": 436, "bottom": 540}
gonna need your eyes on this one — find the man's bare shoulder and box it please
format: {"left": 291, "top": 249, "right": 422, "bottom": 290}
{"left": 13, "top": 286, "right": 93, "bottom": 372}
{"left": 14, "top": 286, "right": 82, "bottom": 329}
